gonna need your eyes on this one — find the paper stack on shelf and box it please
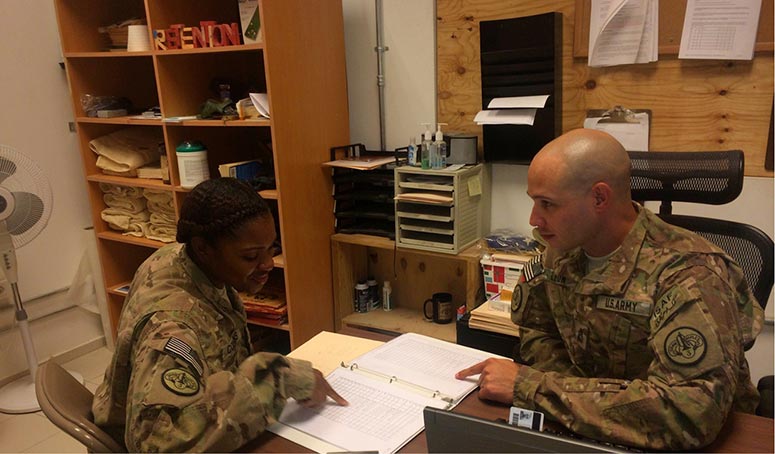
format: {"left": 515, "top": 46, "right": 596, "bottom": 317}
{"left": 394, "top": 193, "right": 453, "bottom": 204}
{"left": 241, "top": 290, "right": 287, "bottom": 326}
{"left": 468, "top": 295, "right": 520, "bottom": 337}
{"left": 249, "top": 93, "right": 271, "bottom": 118}
{"left": 474, "top": 95, "right": 549, "bottom": 126}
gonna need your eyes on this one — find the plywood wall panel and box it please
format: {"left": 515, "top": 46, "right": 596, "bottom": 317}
{"left": 437, "top": 0, "right": 774, "bottom": 177}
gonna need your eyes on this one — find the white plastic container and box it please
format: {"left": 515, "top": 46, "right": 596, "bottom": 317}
{"left": 176, "top": 140, "right": 210, "bottom": 188}
{"left": 382, "top": 281, "right": 393, "bottom": 311}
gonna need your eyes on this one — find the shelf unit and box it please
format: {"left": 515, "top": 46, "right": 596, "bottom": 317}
{"left": 395, "top": 165, "right": 488, "bottom": 254}
{"left": 331, "top": 233, "right": 485, "bottom": 343}
{"left": 54, "top": 0, "right": 349, "bottom": 349}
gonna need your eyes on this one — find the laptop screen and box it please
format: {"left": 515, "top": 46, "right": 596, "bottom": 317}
{"left": 423, "top": 407, "right": 626, "bottom": 453}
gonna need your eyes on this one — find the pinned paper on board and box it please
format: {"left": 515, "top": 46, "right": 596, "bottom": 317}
{"left": 588, "top": 0, "right": 659, "bottom": 67}
{"left": 584, "top": 106, "right": 651, "bottom": 151}
{"left": 678, "top": 0, "right": 762, "bottom": 60}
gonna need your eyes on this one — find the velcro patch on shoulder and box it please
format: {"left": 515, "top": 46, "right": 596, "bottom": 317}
{"left": 663, "top": 328, "right": 707, "bottom": 366}
{"left": 522, "top": 255, "right": 544, "bottom": 282}
{"left": 650, "top": 285, "right": 698, "bottom": 332}
{"left": 161, "top": 368, "right": 200, "bottom": 396}
{"left": 652, "top": 304, "right": 725, "bottom": 383}
{"left": 164, "top": 337, "right": 204, "bottom": 378}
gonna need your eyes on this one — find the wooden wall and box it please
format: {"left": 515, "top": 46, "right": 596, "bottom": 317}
{"left": 437, "top": 0, "right": 774, "bottom": 177}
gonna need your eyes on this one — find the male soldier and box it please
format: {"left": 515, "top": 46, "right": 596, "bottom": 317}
{"left": 457, "top": 129, "right": 763, "bottom": 450}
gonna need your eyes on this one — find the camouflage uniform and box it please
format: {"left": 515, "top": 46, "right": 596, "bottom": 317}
{"left": 511, "top": 205, "right": 763, "bottom": 450}
{"left": 92, "top": 243, "right": 315, "bottom": 452}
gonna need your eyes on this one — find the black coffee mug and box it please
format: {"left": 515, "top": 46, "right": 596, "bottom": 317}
{"left": 424, "top": 292, "right": 454, "bottom": 324}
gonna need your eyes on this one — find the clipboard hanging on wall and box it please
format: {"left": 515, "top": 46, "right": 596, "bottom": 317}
{"left": 584, "top": 106, "right": 651, "bottom": 151}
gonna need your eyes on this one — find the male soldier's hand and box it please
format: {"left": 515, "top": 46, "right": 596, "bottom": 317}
{"left": 456, "top": 358, "right": 520, "bottom": 404}
{"left": 298, "top": 369, "right": 349, "bottom": 408}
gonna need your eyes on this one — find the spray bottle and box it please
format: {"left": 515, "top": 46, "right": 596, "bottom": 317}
{"left": 420, "top": 123, "right": 433, "bottom": 170}
{"left": 432, "top": 123, "right": 448, "bottom": 169}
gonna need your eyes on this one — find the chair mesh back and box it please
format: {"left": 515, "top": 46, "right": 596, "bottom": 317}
{"left": 662, "top": 214, "right": 773, "bottom": 312}
{"left": 629, "top": 151, "right": 744, "bottom": 214}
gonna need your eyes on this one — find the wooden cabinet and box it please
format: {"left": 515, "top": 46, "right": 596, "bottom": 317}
{"left": 54, "top": 0, "right": 349, "bottom": 350}
{"left": 332, "top": 233, "right": 485, "bottom": 343}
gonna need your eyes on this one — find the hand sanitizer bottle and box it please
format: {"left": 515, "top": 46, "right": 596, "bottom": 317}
{"left": 420, "top": 123, "right": 432, "bottom": 170}
{"left": 432, "top": 123, "right": 448, "bottom": 169}
{"left": 407, "top": 137, "right": 418, "bottom": 166}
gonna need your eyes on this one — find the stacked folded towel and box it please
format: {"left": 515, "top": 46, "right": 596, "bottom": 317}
{"left": 143, "top": 189, "right": 176, "bottom": 243}
{"left": 90, "top": 128, "right": 164, "bottom": 177}
{"left": 100, "top": 183, "right": 149, "bottom": 235}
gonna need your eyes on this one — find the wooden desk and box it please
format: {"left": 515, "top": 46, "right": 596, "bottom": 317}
{"left": 242, "top": 328, "right": 775, "bottom": 453}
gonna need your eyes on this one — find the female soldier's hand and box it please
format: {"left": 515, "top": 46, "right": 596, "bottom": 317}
{"left": 298, "top": 369, "right": 348, "bottom": 408}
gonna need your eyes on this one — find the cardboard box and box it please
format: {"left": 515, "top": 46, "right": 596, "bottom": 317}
{"left": 481, "top": 258, "right": 524, "bottom": 300}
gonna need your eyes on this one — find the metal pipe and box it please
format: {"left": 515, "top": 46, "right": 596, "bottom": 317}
{"left": 375, "top": 0, "right": 388, "bottom": 150}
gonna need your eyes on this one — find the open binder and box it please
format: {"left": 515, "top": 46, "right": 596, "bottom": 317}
{"left": 269, "top": 333, "right": 500, "bottom": 454}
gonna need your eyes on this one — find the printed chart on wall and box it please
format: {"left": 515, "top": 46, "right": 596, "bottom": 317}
{"left": 678, "top": 0, "right": 762, "bottom": 60}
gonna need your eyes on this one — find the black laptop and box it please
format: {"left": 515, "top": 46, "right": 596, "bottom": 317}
{"left": 423, "top": 407, "right": 633, "bottom": 453}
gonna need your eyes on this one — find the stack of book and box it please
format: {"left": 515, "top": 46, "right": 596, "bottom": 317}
{"left": 468, "top": 294, "right": 519, "bottom": 337}
{"left": 241, "top": 290, "right": 287, "bottom": 326}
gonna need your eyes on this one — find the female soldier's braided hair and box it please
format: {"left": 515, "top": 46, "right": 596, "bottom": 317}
{"left": 176, "top": 178, "right": 271, "bottom": 245}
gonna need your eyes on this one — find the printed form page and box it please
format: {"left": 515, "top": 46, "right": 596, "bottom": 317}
{"left": 354, "top": 332, "right": 496, "bottom": 402}
{"left": 271, "top": 332, "right": 502, "bottom": 454}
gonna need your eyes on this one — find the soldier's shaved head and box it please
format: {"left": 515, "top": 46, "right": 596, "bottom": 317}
{"left": 533, "top": 129, "right": 632, "bottom": 200}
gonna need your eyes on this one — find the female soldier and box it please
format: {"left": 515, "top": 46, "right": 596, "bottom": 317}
{"left": 92, "top": 178, "right": 346, "bottom": 452}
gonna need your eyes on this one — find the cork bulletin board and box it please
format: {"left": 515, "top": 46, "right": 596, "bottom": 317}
{"left": 573, "top": 0, "right": 774, "bottom": 57}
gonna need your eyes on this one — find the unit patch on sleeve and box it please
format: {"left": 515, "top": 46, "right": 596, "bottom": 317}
{"left": 664, "top": 327, "right": 707, "bottom": 366}
{"left": 161, "top": 368, "right": 200, "bottom": 396}
{"left": 511, "top": 284, "right": 523, "bottom": 312}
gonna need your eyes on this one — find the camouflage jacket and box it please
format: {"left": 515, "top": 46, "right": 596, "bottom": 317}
{"left": 92, "top": 243, "right": 315, "bottom": 452}
{"left": 511, "top": 205, "right": 763, "bottom": 451}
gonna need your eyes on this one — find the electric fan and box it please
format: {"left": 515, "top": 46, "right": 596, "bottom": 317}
{"left": 0, "top": 144, "right": 55, "bottom": 414}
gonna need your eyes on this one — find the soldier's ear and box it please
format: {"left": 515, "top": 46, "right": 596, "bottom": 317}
{"left": 591, "top": 182, "right": 612, "bottom": 211}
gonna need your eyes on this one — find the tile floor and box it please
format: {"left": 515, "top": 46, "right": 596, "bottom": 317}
{"left": 0, "top": 347, "right": 113, "bottom": 453}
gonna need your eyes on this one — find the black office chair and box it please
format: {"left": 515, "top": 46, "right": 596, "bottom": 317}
{"left": 629, "top": 150, "right": 773, "bottom": 314}
{"left": 629, "top": 150, "right": 774, "bottom": 418}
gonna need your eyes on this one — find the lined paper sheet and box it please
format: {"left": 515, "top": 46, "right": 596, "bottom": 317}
{"left": 275, "top": 368, "right": 444, "bottom": 454}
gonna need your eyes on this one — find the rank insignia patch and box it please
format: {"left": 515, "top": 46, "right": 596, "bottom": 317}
{"left": 664, "top": 327, "right": 707, "bottom": 366}
{"left": 162, "top": 368, "right": 200, "bottom": 396}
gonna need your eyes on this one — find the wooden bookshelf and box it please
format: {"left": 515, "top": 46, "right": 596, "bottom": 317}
{"left": 55, "top": 0, "right": 349, "bottom": 349}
